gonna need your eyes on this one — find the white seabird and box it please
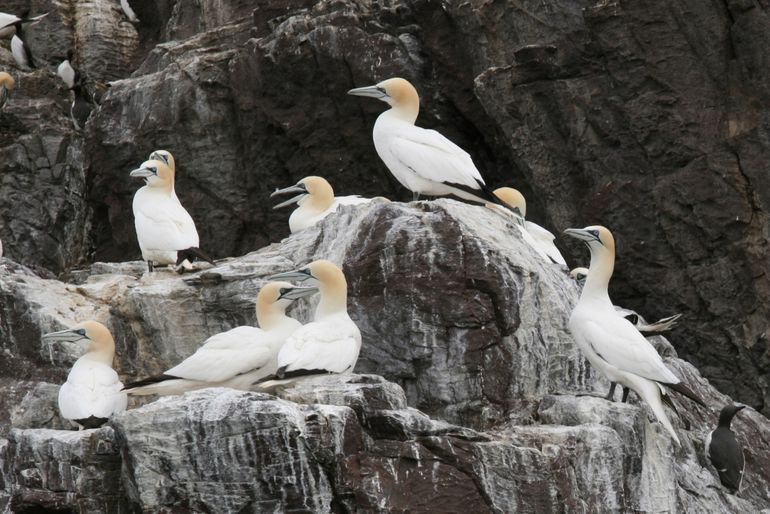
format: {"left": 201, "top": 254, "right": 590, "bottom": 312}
{"left": 271, "top": 176, "right": 372, "bottom": 233}
{"left": 0, "top": 72, "right": 14, "bottom": 110}
{"left": 570, "top": 267, "right": 683, "bottom": 335}
{"left": 57, "top": 49, "right": 79, "bottom": 89}
{"left": 130, "top": 158, "right": 215, "bottom": 272}
{"left": 565, "top": 225, "right": 706, "bottom": 445}
{"left": 124, "top": 282, "right": 315, "bottom": 395}
{"left": 257, "top": 260, "right": 362, "bottom": 389}
{"left": 493, "top": 187, "right": 567, "bottom": 266}
{"left": 11, "top": 22, "right": 36, "bottom": 69}
{"left": 43, "top": 321, "right": 128, "bottom": 430}
{"left": 0, "top": 11, "right": 48, "bottom": 39}
{"left": 705, "top": 404, "right": 746, "bottom": 494}
{"left": 348, "top": 77, "right": 503, "bottom": 205}
{"left": 120, "top": 0, "right": 140, "bottom": 23}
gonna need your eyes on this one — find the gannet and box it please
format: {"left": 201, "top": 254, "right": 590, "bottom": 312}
{"left": 124, "top": 282, "right": 315, "bottom": 395}
{"left": 70, "top": 84, "right": 94, "bottom": 130}
{"left": 272, "top": 176, "right": 372, "bottom": 233}
{"left": 565, "top": 225, "right": 706, "bottom": 444}
{"left": 348, "top": 77, "right": 503, "bottom": 204}
{"left": 493, "top": 187, "right": 567, "bottom": 265}
{"left": 10, "top": 22, "right": 36, "bottom": 69}
{"left": 257, "top": 260, "right": 361, "bottom": 389}
{"left": 57, "top": 49, "right": 80, "bottom": 89}
{"left": 0, "top": 11, "right": 48, "bottom": 39}
{"left": 0, "top": 72, "right": 14, "bottom": 110}
{"left": 120, "top": 0, "right": 140, "bottom": 23}
{"left": 130, "top": 158, "right": 215, "bottom": 272}
{"left": 705, "top": 404, "right": 746, "bottom": 493}
{"left": 43, "top": 321, "right": 127, "bottom": 430}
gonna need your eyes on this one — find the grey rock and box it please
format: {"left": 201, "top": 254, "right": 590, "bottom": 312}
{"left": 10, "top": 382, "right": 67, "bottom": 432}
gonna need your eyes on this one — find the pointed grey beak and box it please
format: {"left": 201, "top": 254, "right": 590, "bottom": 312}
{"left": 271, "top": 184, "right": 308, "bottom": 210}
{"left": 42, "top": 327, "right": 87, "bottom": 343}
{"left": 278, "top": 286, "right": 319, "bottom": 301}
{"left": 347, "top": 85, "right": 389, "bottom": 99}
{"left": 563, "top": 228, "right": 595, "bottom": 242}
{"left": 129, "top": 167, "right": 155, "bottom": 178}
{"left": 268, "top": 268, "right": 313, "bottom": 282}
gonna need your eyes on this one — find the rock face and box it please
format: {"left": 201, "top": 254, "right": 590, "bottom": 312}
{"left": 1, "top": 201, "right": 769, "bottom": 512}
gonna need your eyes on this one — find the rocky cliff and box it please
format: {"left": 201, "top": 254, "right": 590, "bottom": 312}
{"left": 1, "top": 201, "right": 769, "bottom": 512}
{"left": 1, "top": 0, "right": 770, "bottom": 511}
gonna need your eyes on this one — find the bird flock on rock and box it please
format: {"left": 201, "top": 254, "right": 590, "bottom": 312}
{"left": 0, "top": 7, "right": 748, "bottom": 496}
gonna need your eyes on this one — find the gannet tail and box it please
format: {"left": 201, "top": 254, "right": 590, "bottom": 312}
{"left": 176, "top": 247, "right": 216, "bottom": 266}
{"left": 660, "top": 381, "right": 707, "bottom": 408}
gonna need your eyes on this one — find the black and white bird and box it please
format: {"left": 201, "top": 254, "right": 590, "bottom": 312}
{"left": 69, "top": 84, "right": 94, "bottom": 130}
{"left": 57, "top": 49, "right": 80, "bottom": 89}
{"left": 0, "top": 11, "right": 48, "bottom": 39}
{"left": 10, "top": 22, "right": 36, "bottom": 69}
{"left": 705, "top": 404, "right": 746, "bottom": 494}
{"left": 120, "top": 0, "right": 140, "bottom": 23}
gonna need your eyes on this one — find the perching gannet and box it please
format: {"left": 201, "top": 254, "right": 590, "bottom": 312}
{"left": 130, "top": 158, "right": 215, "bottom": 272}
{"left": 570, "top": 267, "right": 683, "bottom": 336}
{"left": 565, "top": 225, "right": 706, "bottom": 445}
{"left": 493, "top": 187, "right": 566, "bottom": 266}
{"left": 43, "top": 321, "right": 127, "bottom": 429}
{"left": 705, "top": 404, "right": 746, "bottom": 494}
{"left": 271, "top": 176, "right": 372, "bottom": 233}
{"left": 348, "top": 77, "right": 502, "bottom": 205}
{"left": 0, "top": 72, "right": 14, "bottom": 111}
{"left": 0, "top": 11, "right": 48, "bottom": 39}
{"left": 257, "top": 260, "right": 362, "bottom": 389}
{"left": 123, "top": 282, "right": 315, "bottom": 395}
{"left": 10, "top": 22, "right": 36, "bottom": 69}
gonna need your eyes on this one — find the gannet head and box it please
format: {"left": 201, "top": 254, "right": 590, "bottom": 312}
{"left": 0, "top": 72, "right": 15, "bottom": 90}
{"left": 269, "top": 259, "right": 343, "bottom": 285}
{"left": 271, "top": 176, "right": 335, "bottom": 211}
{"left": 563, "top": 225, "right": 615, "bottom": 254}
{"left": 130, "top": 159, "right": 174, "bottom": 189}
{"left": 493, "top": 187, "right": 526, "bottom": 217}
{"left": 257, "top": 281, "right": 319, "bottom": 311}
{"left": 569, "top": 267, "right": 589, "bottom": 284}
{"left": 42, "top": 320, "right": 116, "bottom": 362}
{"left": 149, "top": 150, "right": 175, "bottom": 172}
{"left": 348, "top": 77, "right": 419, "bottom": 122}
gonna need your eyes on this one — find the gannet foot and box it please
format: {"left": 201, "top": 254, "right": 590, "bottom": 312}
{"left": 605, "top": 382, "right": 617, "bottom": 401}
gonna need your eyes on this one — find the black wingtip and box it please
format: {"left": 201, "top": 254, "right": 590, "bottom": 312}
{"left": 122, "top": 373, "right": 179, "bottom": 390}
{"left": 176, "top": 247, "right": 216, "bottom": 266}
{"left": 663, "top": 381, "right": 708, "bottom": 408}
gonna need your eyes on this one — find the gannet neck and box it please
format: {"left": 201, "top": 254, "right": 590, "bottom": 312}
{"left": 381, "top": 78, "right": 419, "bottom": 123}
{"left": 0, "top": 72, "right": 14, "bottom": 90}
{"left": 309, "top": 260, "right": 349, "bottom": 318}
{"left": 582, "top": 244, "right": 614, "bottom": 300}
{"left": 82, "top": 320, "right": 116, "bottom": 365}
{"left": 256, "top": 283, "right": 290, "bottom": 331}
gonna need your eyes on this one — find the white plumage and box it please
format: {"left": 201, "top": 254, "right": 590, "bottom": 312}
{"left": 11, "top": 34, "right": 32, "bottom": 69}
{"left": 57, "top": 57, "right": 77, "bottom": 89}
{"left": 120, "top": 0, "right": 140, "bottom": 23}
{"left": 349, "top": 78, "right": 497, "bottom": 204}
{"left": 130, "top": 158, "right": 200, "bottom": 267}
{"left": 125, "top": 282, "right": 315, "bottom": 395}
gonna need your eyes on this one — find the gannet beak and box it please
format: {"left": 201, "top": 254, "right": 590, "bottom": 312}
{"left": 563, "top": 228, "right": 598, "bottom": 242}
{"left": 271, "top": 184, "right": 308, "bottom": 209}
{"left": 41, "top": 327, "right": 87, "bottom": 343}
{"left": 129, "top": 167, "right": 156, "bottom": 178}
{"left": 268, "top": 268, "right": 313, "bottom": 282}
{"left": 278, "top": 285, "right": 319, "bottom": 300}
{"left": 347, "top": 85, "right": 389, "bottom": 99}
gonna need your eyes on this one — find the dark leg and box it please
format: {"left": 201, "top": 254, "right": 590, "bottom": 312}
{"left": 621, "top": 387, "right": 630, "bottom": 403}
{"left": 605, "top": 382, "right": 617, "bottom": 401}
{"left": 147, "top": 260, "right": 154, "bottom": 272}
{"left": 412, "top": 191, "right": 420, "bottom": 201}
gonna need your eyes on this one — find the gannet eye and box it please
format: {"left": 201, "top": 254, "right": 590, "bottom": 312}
{"left": 149, "top": 167, "right": 158, "bottom": 174}
{"left": 377, "top": 86, "right": 387, "bottom": 95}
{"left": 75, "top": 329, "right": 86, "bottom": 336}
{"left": 590, "top": 230, "right": 600, "bottom": 239}
{"left": 279, "top": 287, "right": 290, "bottom": 297}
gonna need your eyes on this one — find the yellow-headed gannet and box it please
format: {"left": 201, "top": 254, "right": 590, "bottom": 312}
{"left": 706, "top": 404, "right": 746, "bottom": 493}
{"left": 565, "top": 225, "right": 706, "bottom": 445}
{"left": 57, "top": 50, "right": 79, "bottom": 89}
{"left": 348, "top": 78, "right": 503, "bottom": 205}
{"left": 271, "top": 176, "right": 372, "bottom": 233}
{"left": 149, "top": 149, "right": 175, "bottom": 171}
{"left": 124, "top": 282, "right": 315, "bottom": 395}
{"left": 257, "top": 260, "right": 361, "bottom": 388}
{"left": 130, "top": 158, "right": 215, "bottom": 272}
{"left": 43, "top": 321, "right": 127, "bottom": 429}
{"left": 493, "top": 187, "right": 567, "bottom": 266}
{"left": 0, "top": 11, "right": 47, "bottom": 39}
{"left": 0, "top": 72, "right": 14, "bottom": 110}
{"left": 120, "top": 0, "right": 140, "bottom": 23}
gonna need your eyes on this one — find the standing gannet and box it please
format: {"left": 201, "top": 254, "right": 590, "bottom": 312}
{"left": 10, "top": 22, "right": 36, "bottom": 69}
{"left": 124, "top": 282, "right": 315, "bottom": 395}
{"left": 57, "top": 50, "right": 80, "bottom": 89}
{"left": 257, "top": 260, "right": 361, "bottom": 389}
{"left": 706, "top": 404, "right": 746, "bottom": 493}
{"left": 0, "top": 11, "right": 48, "bottom": 39}
{"left": 130, "top": 158, "right": 215, "bottom": 272}
{"left": 0, "top": 72, "right": 14, "bottom": 110}
{"left": 565, "top": 225, "right": 706, "bottom": 444}
{"left": 271, "top": 176, "right": 372, "bottom": 233}
{"left": 120, "top": 0, "right": 140, "bottom": 23}
{"left": 493, "top": 187, "right": 566, "bottom": 266}
{"left": 43, "top": 321, "right": 127, "bottom": 429}
{"left": 348, "top": 78, "right": 502, "bottom": 205}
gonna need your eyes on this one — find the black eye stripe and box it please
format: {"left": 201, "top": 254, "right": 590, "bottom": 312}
{"left": 76, "top": 329, "right": 86, "bottom": 336}
{"left": 279, "top": 287, "right": 290, "bottom": 296}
